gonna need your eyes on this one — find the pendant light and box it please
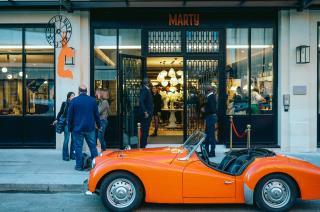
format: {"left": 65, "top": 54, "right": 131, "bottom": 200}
{"left": 2, "top": 67, "right": 8, "bottom": 73}
{"left": 161, "top": 80, "right": 168, "bottom": 87}
{"left": 168, "top": 68, "right": 175, "bottom": 78}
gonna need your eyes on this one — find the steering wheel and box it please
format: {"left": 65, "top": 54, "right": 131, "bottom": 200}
{"left": 200, "top": 144, "right": 210, "bottom": 164}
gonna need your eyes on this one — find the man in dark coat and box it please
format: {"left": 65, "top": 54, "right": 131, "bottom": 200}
{"left": 202, "top": 85, "right": 218, "bottom": 157}
{"left": 68, "top": 85, "right": 101, "bottom": 171}
{"left": 139, "top": 78, "right": 154, "bottom": 148}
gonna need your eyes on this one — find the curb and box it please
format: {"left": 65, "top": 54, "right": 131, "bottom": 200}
{"left": 0, "top": 184, "right": 83, "bottom": 193}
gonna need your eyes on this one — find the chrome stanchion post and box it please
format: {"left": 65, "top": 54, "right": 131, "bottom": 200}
{"left": 137, "top": 123, "right": 141, "bottom": 149}
{"left": 229, "top": 116, "right": 233, "bottom": 151}
{"left": 247, "top": 124, "right": 251, "bottom": 149}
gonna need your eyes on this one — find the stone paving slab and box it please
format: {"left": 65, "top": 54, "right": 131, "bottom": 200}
{"left": 0, "top": 149, "right": 88, "bottom": 192}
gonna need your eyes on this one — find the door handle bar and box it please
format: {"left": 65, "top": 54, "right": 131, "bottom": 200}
{"left": 224, "top": 181, "right": 234, "bottom": 185}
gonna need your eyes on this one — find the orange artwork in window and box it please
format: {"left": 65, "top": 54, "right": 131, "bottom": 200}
{"left": 58, "top": 42, "right": 74, "bottom": 79}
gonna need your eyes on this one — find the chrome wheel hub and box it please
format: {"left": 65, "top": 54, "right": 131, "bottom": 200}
{"left": 106, "top": 178, "right": 136, "bottom": 208}
{"left": 262, "top": 179, "right": 291, "bottom": 209}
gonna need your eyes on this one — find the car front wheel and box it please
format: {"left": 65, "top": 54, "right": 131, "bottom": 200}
{"left": 254, "top": 174, "right": 298, "bottom": 212}
{"left": 100, "top": 171, "right": 144, "bottom": 212}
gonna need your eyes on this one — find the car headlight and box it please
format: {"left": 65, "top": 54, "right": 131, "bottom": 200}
{"left": 91, "top": 158, "right": 96, "bottom": 169}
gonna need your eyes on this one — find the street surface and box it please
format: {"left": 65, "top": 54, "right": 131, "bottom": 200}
{"left": 0, "top": 192, "right": 319, "bottom": 212}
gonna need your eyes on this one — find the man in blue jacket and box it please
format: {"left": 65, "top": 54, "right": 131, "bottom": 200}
{"left": 139, "top": 78, "right": 154, "bottom": 148}
{"left": 68, "top": 85, "right": 101, "bottom": 171}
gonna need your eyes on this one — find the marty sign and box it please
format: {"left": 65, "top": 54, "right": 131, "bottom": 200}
{"left": 169, "top": 13, "right": 200, "bottom": 26}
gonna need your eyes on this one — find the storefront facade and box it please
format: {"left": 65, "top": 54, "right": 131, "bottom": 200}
{"left": 91, "top": 8, "right": 278, "bottom": 148}
{"left": 0, "top": 1, "right": 318, "bottom": 152}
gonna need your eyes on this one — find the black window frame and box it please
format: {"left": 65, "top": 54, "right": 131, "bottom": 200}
{"left": 0, "top": 24, "right": 56, "bottom": 117}
{"left": 0, "top": 24, "right": 56, "bottom": 148}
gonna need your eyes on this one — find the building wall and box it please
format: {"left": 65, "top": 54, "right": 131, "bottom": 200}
{"left": 0, "top": 11, "right": 91, "bottom": 149}
{"left": 0, "top": 9, "right": 319, "bottom": 152}
{"left": 278, "top": 9, "right": 319, "bottom": 152}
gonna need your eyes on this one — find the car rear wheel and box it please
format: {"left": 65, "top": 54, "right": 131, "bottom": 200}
{"left": 100, "top": 171, "right": 144, "bottom": 212}
{"left": 254, "top": 174, "right": 298, "bottom": 212}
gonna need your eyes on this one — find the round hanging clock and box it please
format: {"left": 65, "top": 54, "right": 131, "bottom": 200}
{"left": 46, "top": 15, "right": 72, "bottom": 48}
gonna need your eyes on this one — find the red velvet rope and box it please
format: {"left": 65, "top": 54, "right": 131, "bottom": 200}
{"left": 231, "top": 121, "right": 247, "bottom": 139}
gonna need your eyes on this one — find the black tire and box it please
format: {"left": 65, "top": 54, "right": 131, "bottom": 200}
{"left": 100, "top": 171, "right": 144, "bottom": 212}
{"left": 254, "top": 174, "right": 298, "bottom": 212}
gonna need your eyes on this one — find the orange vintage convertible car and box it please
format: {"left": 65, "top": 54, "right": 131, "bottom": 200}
{"left": 84, "top": 131, "right": 320, "bottom": 212}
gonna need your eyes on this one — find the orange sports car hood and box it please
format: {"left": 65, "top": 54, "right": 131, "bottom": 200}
{"left": 101, "top": 147, "right": 185, "bottom": 164}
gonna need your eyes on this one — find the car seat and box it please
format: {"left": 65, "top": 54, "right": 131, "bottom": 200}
{"left": 226, "top": 155, "right": 251, "bottom": 175}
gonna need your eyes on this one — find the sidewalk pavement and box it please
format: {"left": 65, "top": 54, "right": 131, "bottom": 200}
{"left": 0, "top": 146, "right": 319, "bottom": 193}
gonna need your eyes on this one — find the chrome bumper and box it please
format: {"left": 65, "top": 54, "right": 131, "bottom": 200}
{"left": 244, "top": 183, "right": 254, "bottom": 205}
{"left": 83, "top": 178, "right": 94, "bottom": 196}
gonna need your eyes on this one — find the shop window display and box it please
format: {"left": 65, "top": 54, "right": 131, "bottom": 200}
{"left": 226, "top": 28, "right": 273, "bottom": 115}
{"left": 0, "top": 28, "right": 23, "bottom": 115}
{"left": 94, "top": 29, "right": 118, "bottom": 115}
{"left": 25, "top": 28, "right": 55, "bottom": 116}
{"left": 94, "top": 29, "right": 142, "bottom": 115}
{"left": 251, "top": 28, "right": 273, "bottom": 115}
{"left": 0, "top": 27, "right": 55, "bottom": 116}
{"left": 226, "top": 28, "right": 249, "bottom": 115}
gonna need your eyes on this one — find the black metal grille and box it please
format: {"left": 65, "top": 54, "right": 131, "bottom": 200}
{"left": 185, "top": 59, "right": 219, "bottom": 136}
{"left": 186, "top": 31, "right": 219, "bottom": 53}
{"left": 148, "top": 31, "right": 181, "bottom": 53}
{"left": 121, "top": 57, "right": 142, "bottom": 146}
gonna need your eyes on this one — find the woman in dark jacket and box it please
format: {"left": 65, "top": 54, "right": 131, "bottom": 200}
{"left": 53, "top": 92, "right": 75, "bottom": 161}
{"left": 151, "top": 86, "right": 162, "bottom": 137}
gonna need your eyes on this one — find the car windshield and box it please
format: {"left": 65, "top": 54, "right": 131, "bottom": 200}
{"left": 182, "top": 131, "right": 206, "bottom": 153}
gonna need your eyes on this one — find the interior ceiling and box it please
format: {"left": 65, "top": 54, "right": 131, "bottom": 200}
{"left": 1, "top": 0, "right": 320, "bottom": 10}
{"left": 147, "top": 57, "right": 183, "bottom": 68}
{"left": 147, "top": 57, "right": 183, "bottom": 79}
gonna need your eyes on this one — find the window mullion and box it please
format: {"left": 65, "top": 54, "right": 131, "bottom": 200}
{"left": 22, "top": 27, "right": 26, "bottom": 116}
{"left": 248, "top": 28, "right": 252, "bottom": 116}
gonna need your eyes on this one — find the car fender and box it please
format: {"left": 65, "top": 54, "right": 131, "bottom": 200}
{"left": 88, "top": 157, "right": 185, "bottom": 203}
{"left": 242, "top": 156, "right": 320, "bottom": 204}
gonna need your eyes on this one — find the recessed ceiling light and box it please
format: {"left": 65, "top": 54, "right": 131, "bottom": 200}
{"left": 19, "top": 72, "right": 23, "bottom": 77}
{"left": 7, "top": 74, "right": 12, "bottom": 79}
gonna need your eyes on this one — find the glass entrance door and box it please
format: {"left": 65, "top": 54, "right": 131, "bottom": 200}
{"left": 119, "top": 54, "right": 145, "bottom": 148}
{"left": 184, "top": 58, "right": 221, "bottom": 141}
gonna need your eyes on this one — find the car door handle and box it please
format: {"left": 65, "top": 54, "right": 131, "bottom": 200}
{"left": 224, "top": 181, "right": 234, "bottom": 185}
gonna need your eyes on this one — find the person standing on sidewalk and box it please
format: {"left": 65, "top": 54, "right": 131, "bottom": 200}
{"left": 151, "top": 86, "right": 162, "bottom": 137}
{"left": 68, "top": 85, "right": 101, "bottom": 171}
{"left": 139, "top": 78, "right": 153, "bottom": 148}
{"left": 97, "top": 89, "right": 110, "bottom": 152}
{"left": 201, "top": 85, "right": 218, "bottom": 157}
{"left": 53, "top": 92, "right": 75, "bottom": 161}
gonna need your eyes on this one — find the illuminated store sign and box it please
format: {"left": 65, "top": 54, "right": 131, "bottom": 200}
{"left": 169, "top": 14, "right": 200, "bottom": 26}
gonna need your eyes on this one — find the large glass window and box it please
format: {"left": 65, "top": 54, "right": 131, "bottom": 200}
{"left": 25, "top": 28, "right": 55, "bottom": 116}
{"left": 0, "top": 26, "right": 55, "bottom": 116}
{"left": 0, "top": 28, "right": 23, "bottom": 115}
{"left": 251, "top": 28, "right": 273, "bottom": 115}
{"left": 94, "top": 29, "right": 142, "bottom": 115}
{"left": 119, "top": 29, "right": 141, "bottom": 56}
{"left": 318, "top": 25, "right": 320, "bottom": 114}
{"left": 226, "top": 28, "right": 273, "bottom": 115}
{"left": 226, "top": 28, "right": 249, "bottom": 115}
{"left": 94, "top": 29, "right": 118, "bottom": 115}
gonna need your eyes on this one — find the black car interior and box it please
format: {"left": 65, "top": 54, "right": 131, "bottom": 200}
{"left": 198, "top": 146, "right": 276, "bottom": 176}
